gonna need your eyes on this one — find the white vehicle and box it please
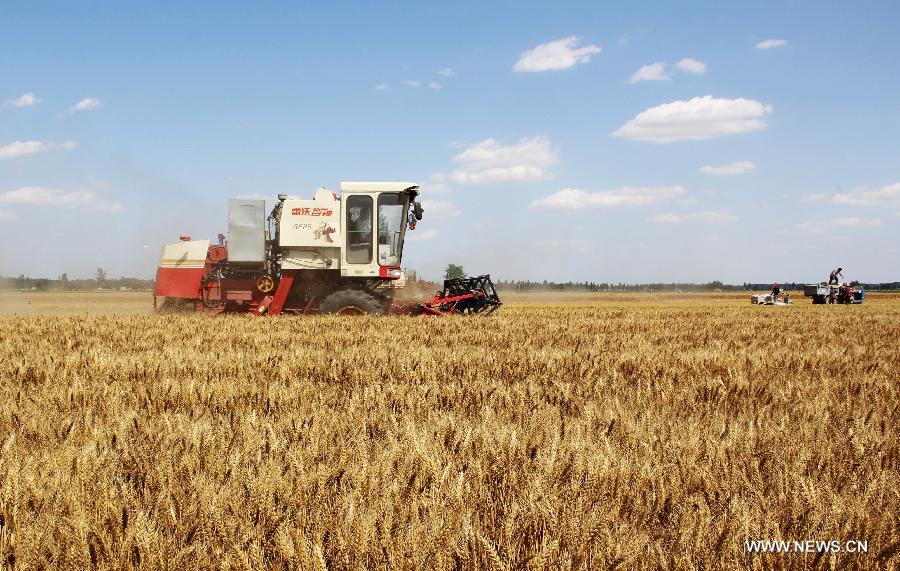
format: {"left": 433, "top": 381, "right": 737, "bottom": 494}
{"left": 751, "top": 293, "right": 792, "bottom": 305}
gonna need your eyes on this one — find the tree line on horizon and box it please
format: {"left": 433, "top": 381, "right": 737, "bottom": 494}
{"left": 491, "top": 280, "right": 900, "bottom": 292}
{"left": 0, "top": 269, "right": 154, "bottom": 292}
{"left": 437, "top": 264, "right": 900, "bottom": 292}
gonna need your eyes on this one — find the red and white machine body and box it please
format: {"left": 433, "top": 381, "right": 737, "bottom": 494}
{"left": 154, "top": 181, "right": 500, "bottom": 317}
{"left": 155, "top": 239, "right": 211, "bottom": 300}
{"left": 154, "top": 182, "right": 420, "bottom": 315}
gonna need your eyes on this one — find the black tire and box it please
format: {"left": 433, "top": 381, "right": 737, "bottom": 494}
{"left": 319, "top": 289, "right": 385, "bottom": 315}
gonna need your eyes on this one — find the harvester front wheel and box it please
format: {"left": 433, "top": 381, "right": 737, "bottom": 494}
{"left": 319, "top": 289, "right": 385, "bottom": 316}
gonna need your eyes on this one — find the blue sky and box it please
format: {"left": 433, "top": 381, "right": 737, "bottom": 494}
{"left": 2, "top": 1, "right": 898, "bottom": 282}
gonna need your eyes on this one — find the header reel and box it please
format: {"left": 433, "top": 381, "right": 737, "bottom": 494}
{"left": 415, "top": 275, "right": 502, "bottom": 316}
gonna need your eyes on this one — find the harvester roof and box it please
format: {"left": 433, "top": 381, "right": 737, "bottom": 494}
{"left": 340, "top": 181, "right": 419, "bottom": 193}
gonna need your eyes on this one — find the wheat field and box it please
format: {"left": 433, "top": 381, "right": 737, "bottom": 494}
{"left": 0, "top": 292, "right": 898, "bottom": 570}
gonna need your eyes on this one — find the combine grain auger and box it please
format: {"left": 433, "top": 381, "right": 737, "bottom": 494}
{"left": 153, "top": 181, "right": 501, "bottom": 317}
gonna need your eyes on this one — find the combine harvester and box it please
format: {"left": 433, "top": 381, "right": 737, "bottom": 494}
{"left": 154, "top": 182, "right": 501, "bottom": 316}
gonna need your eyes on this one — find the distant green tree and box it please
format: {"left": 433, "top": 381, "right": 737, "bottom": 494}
{"left": 95, "top": 267, "right": 108, "bottom": 289}
{"left": 60, "top": 273, "right": 69, "bottom": 290}
{"left": 444, "top": 264, "right": 466, "bottom": 280}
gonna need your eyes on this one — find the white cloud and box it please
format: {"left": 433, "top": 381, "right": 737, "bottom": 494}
{"left": 428, "top": 81, "right": 441, "bottom": 90}
{"left": 0, "top": 209, "right": 16, "bottom": 221}
{"left": 833, "top": 183, "right": 900, "bottom": 207}
{"left": 613, "top": 95, "right": 773, "bottom": 143}
{"left": 513, "top": 36, "right": 601, "bottom": 72}
{"left": 437, "top": 68, "right": 455, "bottom": 77}
{"left": 407, "top": 228, "right": 438, "bottom": 241}
{"left": 685, "top": 211, "right": 738, "bottom": 223}
{"left": 529, "top": 186, "right": 684, "bottom": 210}
{"left": 629, "top": 62, "right": 670, "bottom": 83}
{"left": 374, "top": 83, "right": 391, "bottom": 91}
{"left": 70, "top": 97, "right": 102, "bottom": 112}
{"left": 5, "top": 92, "right": 40, "bottom": 107}
{"left": 424, "top": 173, "right": 452, "bottom": 195}
{"left": 648, "top": 210, "right": 738, "bottom": 224}
{"left": 797, "top": 217, "right": 881, "bottom": 233}
{"left": 0, "top": 140, "right": 77, "bottom": 160}
{"left": 800, "top": 193, "right": 828, "bottom": 203}
{"left": 698, "top": 161, "right": 756, "bottom": 175}
{"left": 756, "top": 39, "right": 788, "bottom": 50}
{"left": 647, "top": 213, "right": 682, "bottom": 224}
{"left": 0, "top": 186, "right": 123, "bottom": 211}
{"left": 450, "top": 136, "right": 558, "bottom": 184}
{"left": 0, "top": 186, "right": 93, "bottom": 206}
{"left": 421, "top": 200, "right": 460, "bottom": 218}
{"left": 675, "top": 58, "right": 707, "bottom": 74}
{"left": 401, "top": 80, "right": 420, "bottom": 87}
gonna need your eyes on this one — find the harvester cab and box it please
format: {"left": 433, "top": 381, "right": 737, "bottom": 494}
{"left": 153, "top": 181, "right": 500, "bottom": 316}
{"left": 267, "top": 183, "right": 420, "bottom": 281}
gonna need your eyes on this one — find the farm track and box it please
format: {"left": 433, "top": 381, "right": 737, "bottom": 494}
{"left": 0, "top": 294, "right": 898, "bottom": 569}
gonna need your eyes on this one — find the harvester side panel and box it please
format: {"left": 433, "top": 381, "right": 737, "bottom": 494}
{"left": 228, "top": 199, "right": 266, "bottom": 263}
{"left": 281, "top": 247, "right": 341, "bottom": 270}
{"left": 154, "top": 239, "right": 210, "bottom": 298}
{"left": 279, "top": 194, "right": 342, "bottom": 249}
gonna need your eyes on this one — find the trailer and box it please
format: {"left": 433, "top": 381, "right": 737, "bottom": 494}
{"left": 803, "top": 283, "right": 864, "bottom": 304}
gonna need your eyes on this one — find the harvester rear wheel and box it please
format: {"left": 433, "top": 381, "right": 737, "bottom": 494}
{"left": 319, "top": 289, "right": 385, "bottom": 315}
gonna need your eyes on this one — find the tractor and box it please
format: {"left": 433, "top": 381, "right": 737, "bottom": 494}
{"left": 153, "top": 182, "right": 501, "bottom": 316}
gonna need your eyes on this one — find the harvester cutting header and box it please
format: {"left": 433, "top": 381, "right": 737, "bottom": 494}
{"left": 154, "top": 182, "right": 500, "bottom": 316}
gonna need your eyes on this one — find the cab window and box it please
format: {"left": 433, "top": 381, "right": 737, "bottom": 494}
{"left": 346, "top": 195, "right": 373, "bottom": 264}
{"left": 377, "top": 193, "right": 404, "bottom": 266}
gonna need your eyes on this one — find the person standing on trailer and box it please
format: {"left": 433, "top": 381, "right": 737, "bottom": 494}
{"left": 829, "top": 267, "right": 843, "bottom": 285}
{"left": 771, "top": 282, "right": 781, "bottom": 302}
